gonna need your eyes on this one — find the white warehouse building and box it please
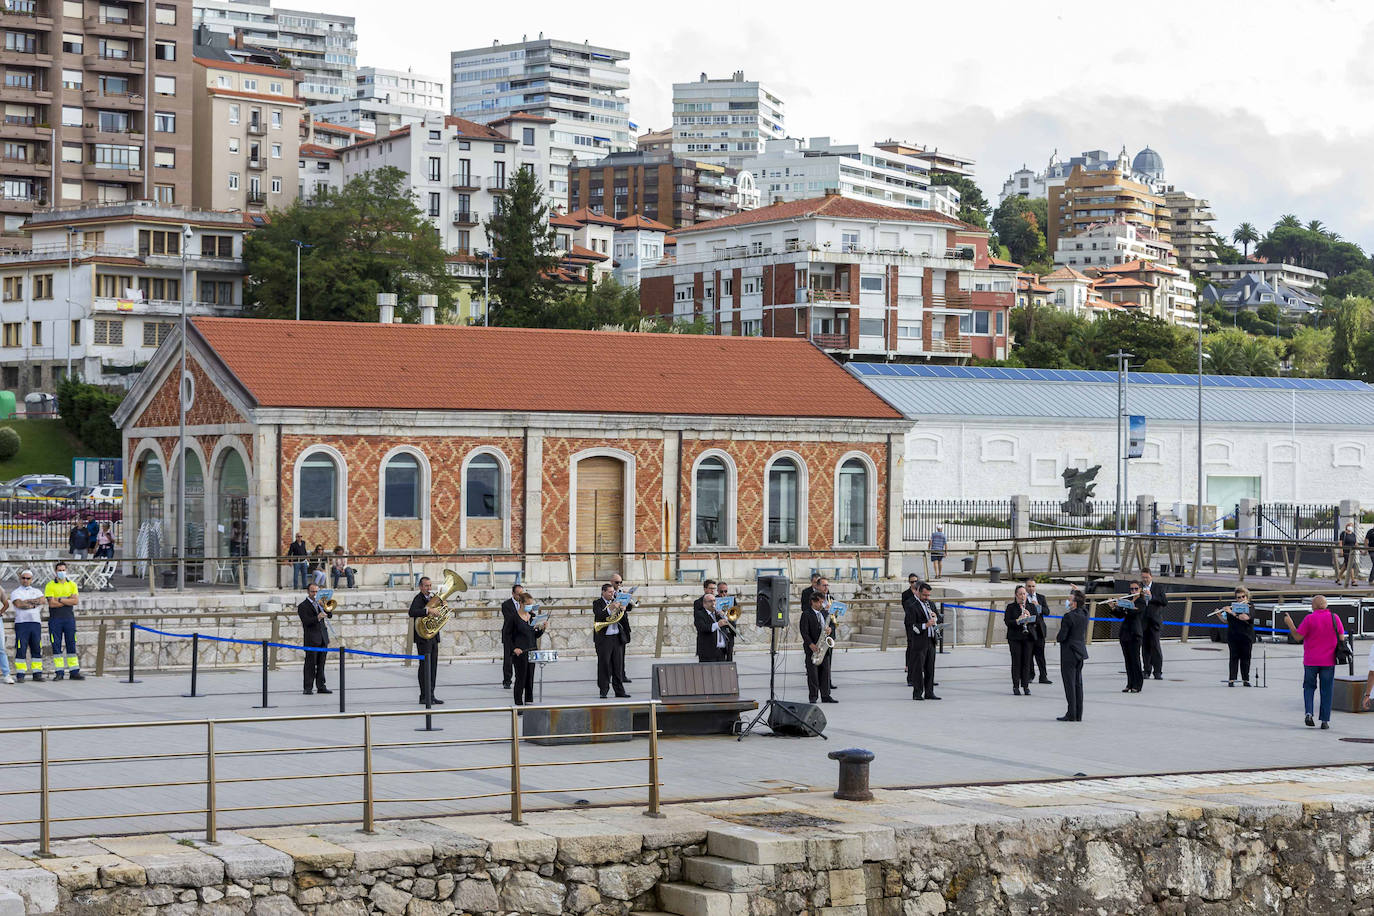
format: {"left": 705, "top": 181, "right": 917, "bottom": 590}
{"left": 849, "top": 364, "right": 1374, "bottom": 508}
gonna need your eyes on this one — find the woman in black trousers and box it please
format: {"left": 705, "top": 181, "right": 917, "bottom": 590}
{"left": 1224, "top": 585, "right": 1255, "bottom": 687}
{"left": 1005, "top": 585, "right": 1037, "bottom": 695}
{"left": 1056, "top": 590, "right": 1090, "bottom": 721}
{"left": 509, "top": 594, "right": 547, "bottom": 706}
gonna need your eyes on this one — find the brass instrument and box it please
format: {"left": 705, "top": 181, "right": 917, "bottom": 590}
{"left": 594, "top": 601, "right": 626, "bottom": 633}
{"left": 415, "top": 568, "right": 467, "bottom": 640}
{"left": 810, "top": 612, "right": 836, "bottom": 666}
{"left": 321, "top": 598, "right": 338, "bottom": 614}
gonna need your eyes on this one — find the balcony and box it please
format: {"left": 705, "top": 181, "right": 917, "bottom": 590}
{"left": 246, "top": 157, "right": 265, "bottom": 171}
{"left": 810, "top": 332, "right": 849, "bottom": 350}
{"left": 928, "top": 293, "right": 972, "bottom": 312}
{"left": 451, "top": 210, "right": 479, "bottom": 226}
{"left": 246, "top": 190, "right": 266, "bottom": 206}
{"left": 83, "top": 51, "right": 142, "bottom": 74}
{"left": 0, "top": 44, "right": 52, "bottom": 67}
{"left": 0, "top": 0, "right": 54, "bottom": 26}
{"left": 926, "top": 336, "right": 972, "bottom": 355}
{"left": 81, "top": 125, "right": 144, "bottom": 145}
{"left": 81, "top": 162, "right": 143, "bottom": 181}
{"left": 247, "top": 121, "right": 266, "bottom": 136}
{"left": 83, "top": 87, "right": 142, "bottom": 110}
{"left": 0, "top": 152, "right": 47, "bottom": 176}
{"left": 486, "top": 176, "right": 507, "bottom": 192}
{"left": 450, "top": 172, "right": 480, "bottom": 191}
{"left": 94, "top": 297, "right": 244, "bottom": 317}
{"left": 807, "top": 288, "right": 851, "bottom": 303}
{"left": 84, "top": 12, "right": 144, "bottom": 37}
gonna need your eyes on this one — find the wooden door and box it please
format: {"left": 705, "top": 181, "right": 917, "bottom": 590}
{"left": 576, "top": 457, "right": 624, "bottom": 581}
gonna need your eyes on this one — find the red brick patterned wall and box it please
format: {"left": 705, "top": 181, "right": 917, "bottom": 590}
{"left": 678, "top": 438, "right": 889, "bottom": 553}
{"left": 540, "top": 436, "right": 665, "bottom": 557}
{"left": 132, "top": 357, "right": 246, "bottom": 429}
{"left": 280, "top": 434, "right": 525, "bottom": 555}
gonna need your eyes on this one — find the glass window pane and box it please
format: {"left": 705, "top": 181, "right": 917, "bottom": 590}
{"left": 695, "top": 457, "right": 726, "bottom": 545}
{"left": 767, "top": 458, "right": 798, "bottom": 545}
{"left": 465, "top": 455, "right": 500, "bottom": 518}
{"left": 838, "top": 458, "right": 868, "bottom": 545}
{"left": 383, "top": 454, "right": 420, "bottom": 518}
{"left": 299, "top": 454, "right": 336, "bottom": 518}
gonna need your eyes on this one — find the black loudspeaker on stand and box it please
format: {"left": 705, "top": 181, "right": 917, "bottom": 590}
{"left": 739, "top": 575, "right": 827, "bottom": 740}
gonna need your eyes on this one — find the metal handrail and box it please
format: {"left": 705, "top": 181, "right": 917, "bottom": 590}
{"left": 1, "top": 700, "right": 662, "bottom": 853}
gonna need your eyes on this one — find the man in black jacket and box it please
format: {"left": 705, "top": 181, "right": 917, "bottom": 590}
{"left": 609, "top": 573, "right": 633, "bottom": 683}
{"left": 592, "top": 583, "right": 630, "bottom": 698}
{"left": 903, "top": 578, "right": 940, "bottom": 701}
{"left": 1139, "top": 569, "right": 1167, "bottom": 680}
{"left": 693, "top": 589, "right": 725, "bottom": 663}
{"left": 409, "top": 577, "right": 443, "bottom": 705}
{"left": 499, "top": 584, "right": 524, "bottom": 688}
{"left": 1022, "top": 578, "right": 1052, "bottom": 685}
{"left": 800, "top": 591, "right": 836, "bottom": 704}
{"left": 1056, "top": 591, "right": 1090, "bottom": 721}
{"left": 1118, "top": 580, "right": 1147, "bottom": 693}
{"left": 296, "top": 581, "right": 333, "bottom": 695}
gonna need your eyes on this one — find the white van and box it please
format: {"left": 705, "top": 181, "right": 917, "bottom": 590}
{"left": 87, "top": 483, "right": 124, "bottom": 503}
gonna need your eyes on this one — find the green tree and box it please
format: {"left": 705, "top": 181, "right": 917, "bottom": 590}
{"left": 1231, "top": 222, "right": 1259, "bottom": 258}
{"left": 243, "top": 167, "right": 455, "bottom": 322}
{"left": 1275, "top": 214, "right": 1302, "bottom": 230}
{"left": 1328, "top": 297, "right": 1374, "bottom": 378}
{"left": 1204, "top": 328, "right": 1250, "bottom": 375}
{"left": 1316, "top": 241, "right": 1369, "bottom": 278}
{"left": 990, "top": 196, "right": 1047, "bottom": 265}
{"left": 55, "top": 377, "right": 122, "bottom": 457}
{"left": 928, "top": 171, "right": 990, "bottom": 228}
{"left": 0, "top": 427, "right": 19, "bottom": 461}
{"left": 1255, "top": 303, "right": 1280, "bottom": 325}
{"left": 1212, "top": 232, "right": 1244, "bottom": 265}
{"left": 1140, "top": 357, "right": 1176, "bottom": 373}
{"left": 1326, "top": 269, "right": 1374, "bottom": 301}
{"left": 1286, "top": 325, "right": 1333, "bottom": 377}
{"left": 573, "top": 275, "right": 644, "bottom": 329}
{"left": 484, "top": 165, "right": 565, "bottom": 326}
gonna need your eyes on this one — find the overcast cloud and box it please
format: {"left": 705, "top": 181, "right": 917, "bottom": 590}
{"left": 332, "top": 0, "right": 1374, "bottom": 248}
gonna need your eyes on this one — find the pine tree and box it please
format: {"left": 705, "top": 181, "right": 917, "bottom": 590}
{"left": 483, "top": 166, "right": 564, "bottom": 326}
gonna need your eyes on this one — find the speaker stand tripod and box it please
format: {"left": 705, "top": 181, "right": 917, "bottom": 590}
{"left": 738, "top": 626, "right": 827, "bottom": 740}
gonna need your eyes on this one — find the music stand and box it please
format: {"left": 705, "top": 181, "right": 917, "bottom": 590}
{"left": 737, "top": 626, "right": 827, "bottom": 740}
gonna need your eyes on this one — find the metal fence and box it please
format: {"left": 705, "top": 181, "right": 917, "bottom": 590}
{"left": 0, "top": 497, "right": 122, "bottom": 550}
{"left": 1025, "top": 500, "right": 1135, "bottom": 535}
{"left": 1255, "top": 503, "right": 1338, "bottom": 542}
{"left": 902, "top": 499, "right": 1012, "bottom": 541}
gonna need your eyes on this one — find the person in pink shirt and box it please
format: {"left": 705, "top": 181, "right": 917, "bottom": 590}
{"left": 1285, "top": 596, "right": 1347, "bottom": 730}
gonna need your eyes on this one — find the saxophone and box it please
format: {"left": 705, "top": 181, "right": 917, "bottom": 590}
{"left": 810, "top": 611, "right": 836, "bottom": 666}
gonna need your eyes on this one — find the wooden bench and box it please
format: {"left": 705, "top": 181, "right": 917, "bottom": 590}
{"left": 634, "top": 662, "right": 757, "bottom": 736}
{"left": 385, "top": 571, "right": 420, "bottom": 589}
{"left": 470, "top": 569, "right": 522, "bottom": 587}
{"left": 753, "top": 566, "right": 785, "bottom": 578}
{"left": 810, "top": 566, "right": 842, "bottom": 579}
{"left": 676, "top": 568, "right": 706, "bottom": 582}
{"left": 847, "top": 565, "right": 881, "bottom": 582}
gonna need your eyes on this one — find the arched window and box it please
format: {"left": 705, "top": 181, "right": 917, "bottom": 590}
{"left": 767, "top": 457, "right": 800, "bottom": 546}
{"left": 299, "top": 453, "right": 337, "bottom": 518}
{"left": 465, "top": 454, "right": 501, "bottom": 519}
{"left": 695, "top": 456, "right": 728, "bottom": 546}
{"left": 383, "top": 453, "right": 420, "bottom": 518}
{"left": 836, "top": 458, "right": 869, "bottom": 545}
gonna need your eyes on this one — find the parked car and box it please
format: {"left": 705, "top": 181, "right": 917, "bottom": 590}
{"left": 10, "top": 474, "right": 71, "bottom": 492}
{"left": 87, "top": 484, "right": 124, "bottom": 503}
{"left": 33, "top": 484, "right": 87, "bottom": 499}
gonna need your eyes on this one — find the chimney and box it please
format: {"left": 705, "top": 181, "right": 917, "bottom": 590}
{"left": 418, "top": 294, "right": 437, "bottom": 325}
{"left": 823, "top": 188, "right": 842, "bottom": 197}
{"left": 772, "top": 196, "right": 784, "bottom": 205}
{"left": 377, "top": 292, "right": 396, "bottom": 324}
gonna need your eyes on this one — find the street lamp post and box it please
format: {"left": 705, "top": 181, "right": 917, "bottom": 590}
{"left": 176, "top": 223, "right": 192, "bottom": 592}
{"left": 477, "top": 251, "right": 502, "bottom": 326}
{"left": 1197, "top": 316, "right": 1205, "bottom": 531}
{"left": 292, "top": 239, "right": 312, "bottom": 320}
{"left": 64, "top": 226, "right": 75, "bottom": 378}
{"left": 1112, "top": 350, "right": 1134, "bottom": 557}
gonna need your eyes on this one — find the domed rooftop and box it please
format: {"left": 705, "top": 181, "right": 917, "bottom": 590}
{"left": 1132, "top": 146, "right": 1164, "bottom": 178}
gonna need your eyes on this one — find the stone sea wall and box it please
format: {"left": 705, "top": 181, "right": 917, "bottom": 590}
{"left": 2, "top": 773, "right": 1371, "bottom": 915}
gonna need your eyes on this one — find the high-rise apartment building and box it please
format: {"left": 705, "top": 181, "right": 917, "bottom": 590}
{"left": 191, "top": 55, "right": 301, "bottom": 213}
{"left": 671, "top": 71, "right": 784, "bottom": 168}
{"left": 567, "top": 150, "right": 742, "bottom": 228}
{"left": 449, "top": 37, "right": 631, "bottom": 201}
{"left": 190, "top": 0, "right": 273, "bottom": 47}
{"left": 0, "top": 0, "right": 195, "bottom": 244}
{"left": 190, "top": 1, "right": 354, "bottom": 107}
{"left": 743, "top": 138, "right": 933, "bottom": 210}
{"left": 1047, "top": 165, "right": 1170, "bottom": 253}
{"left": 309, "top": 65, "right": 444, "bottom": 135}
{"left": 1159, "top": 187, "right": 1216, "bottom": 272}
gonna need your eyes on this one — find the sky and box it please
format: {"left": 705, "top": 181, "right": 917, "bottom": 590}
{"left": 330, "top": 0, "right": 1374, "bottom": 250}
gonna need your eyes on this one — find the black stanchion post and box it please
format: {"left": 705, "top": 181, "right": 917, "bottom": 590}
{"left": 254, "top": 640, "right": 274, "bottom": 709}
{"left": 415, "top": 652, "right": 441, "bottom": 732}
{"left": 125, "top": 621, "right": 141, "bottom": 684}
{"left": 182, "top": 632, "right": 200, "bottom": 698}
{"left": 338, "top": 648, "right": 346, "bottom": 714}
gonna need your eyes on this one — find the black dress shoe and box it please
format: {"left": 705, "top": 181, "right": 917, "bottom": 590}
{"left": 1243, "top": 681, "right": 1252, "bottom": 687}
{"left": 1023, "top": 687, "right": 1031, "bottom": 695}
{"left": 912, "top": 694, "right": 925, "bottom": 701}
{"left": 1038, "top": 677, "right": 1052, "bottom": 685}
{"left": 69, "top": 671, "right": 85, "bottom": 681}
{"left": 502, "top": 682, "right": 512, "bottom": 689}
{"left": 1013, "top": 687, "right": 1022, "bottom": 696}
{"left": 420, "top": 697, "right": 444, "bottom": 705}
{"left": 1153, "top": 675, "right": 1163, "bottom": 680}
{"left": 621, "top": 677, "right": 633, "bottom": 683}
{"left": 1321, "top": 721, "right": 1330, "bottom": 730}
{"left": 1057, "top": 715, "right": 1074, "bottom": 721}
{"left": 821, "top": 697, "right": 838, "bottom": 704}
{"left": 302, "top": 690, "right": 313, "bottom": 695}
{"left": 1122, "top": 687, "right": 1132, "bottom": 693}
{"left": 926, "top": 695, "right": 941, "bottom": 701}
{"left": 1305, "top": 715, "right": 1315, "bottom": 727}
{"left": 599, "top": 693, "right": 609, "bottom": 699}
{"left": 615, "top": 692, "right": 631, "bottom": 698}
{"left": 316, "top": 688, "right": 333, "bottom": 695}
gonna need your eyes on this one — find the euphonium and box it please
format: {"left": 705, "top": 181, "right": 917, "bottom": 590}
{"left": 415, "top": 568, "right": 467, "bottom": 640}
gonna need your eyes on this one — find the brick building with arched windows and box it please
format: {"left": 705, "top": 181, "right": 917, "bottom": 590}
{"left": 112, "top": 318, "right": 911, "bottom": 586}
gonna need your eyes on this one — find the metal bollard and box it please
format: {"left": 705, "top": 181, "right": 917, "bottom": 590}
{"left": 182, "top": 633, "right": 200, "bottom": 698}
{"left": 125, "top": 621, "right": 141, "bottom": 684}
{"left": 338, "top": 648, "right": 346, "bottom": 714}
{"left": 415, "top": 652, "right": 441, "bottom": 732}
{"left": 827, "top": 747, "right": 875, "bottom": 801}
{"left": 988, "top": 566, "right": 1002, "bottom": 584}
{"left": 254, "top": 640, "right": 274, "bottom": 709}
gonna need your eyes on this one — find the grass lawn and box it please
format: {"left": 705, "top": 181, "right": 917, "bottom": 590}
{"left": 0, "top": 419, "right": 87, "bottom": 481}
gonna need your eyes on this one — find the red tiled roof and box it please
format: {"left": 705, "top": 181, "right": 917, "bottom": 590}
{"left": 549, "top": 213, "right": 584, "bottom": 228}
{"left": 1043, "top": 266, "right": 1090, "bottom": 282}
{"left": 194, "top": 57, "right": 297, "bottom": 79}
{"left": 1095, "top": 276, "right": 1154, "bottom": 289}
{"left": 1099, "top": 259, "right": 1170, "bottom": 274}
{"left": 189, "top": 318, "right": 904, "bottom": 420}
{"left": 563, "top": 207, "right": 622, "bottom": 227}
{"left": 566, "top": 244, "right": 609, "bottom": 262}
{"left": 299, "top": 143, "right": 338, "bottom": 158}
{"left": 617, "top": 214, "right": 673, "bottom": 232}
{"left": 442, "top": 116, "right": 509, "bottom": 141}
{"left": 676, "top": 195, "right": 976, "bottom": 234}
{"left": 987, "top": 256, "right": 1021, "bottom": 269}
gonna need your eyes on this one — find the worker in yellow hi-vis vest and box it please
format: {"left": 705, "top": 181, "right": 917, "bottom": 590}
{"left": 43, "top": 561, "right": 84, "bottom": 681}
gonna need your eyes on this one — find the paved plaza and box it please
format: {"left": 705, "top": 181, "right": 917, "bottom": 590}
{"left": 1, "top": 639, "right": 1371, "bottom": 844}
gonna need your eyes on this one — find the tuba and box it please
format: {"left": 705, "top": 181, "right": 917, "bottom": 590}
{"left": 415, "top": 569, "right": 467, "bottom": 640}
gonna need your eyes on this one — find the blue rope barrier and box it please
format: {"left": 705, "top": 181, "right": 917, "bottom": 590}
{"left": 131, "top": 623, "right": 425, "bottom": 660}
{"left": 940, "top": 602, "right": 1290, "bottom": 634}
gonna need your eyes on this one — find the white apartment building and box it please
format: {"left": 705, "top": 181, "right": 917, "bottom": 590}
{"left": 297, "top": 143, "right": 340, "bottom": 201}
{"left": 611, "top": 214, "right": 670, "bottom": 289}
{"left": 1197, "top": 262, "right": 1327, "bottom": 292}
{"left": 449, "top": 37, "right": 631, "bottom": 201}
{"left": 874, "top": 140, "right": 975, "bottom": 178}
{"left": 671, "top": 71, "right": 785, "bottom": 169}
{"left": 1052, "top": 221, "right": 1176, "bottom": 270}
{"left": 193, "top": 0, "right": 279, "bottom": 50}
{"left": 999, "top": 147, "right": 1163, "bottom": 203}
{"left": 1160, "top": 186, "right": 1216, "bottom": 272}
{"left": 192, "top": 2, "right": 356, "bottom": 107}
{"left": 310, "top": 65, "right": 446, "bottom": 136}
{"left": 1051, "top": 222, "right": 1196, "bottom": 327}
{"left": 336, "top": 113, "right": 553, "bottom": 281}
{"left": 0, "top": 202, "right": 246, "bottom": 396}
{"left": 743, "top": 138, "right": 932, "bottom": 210}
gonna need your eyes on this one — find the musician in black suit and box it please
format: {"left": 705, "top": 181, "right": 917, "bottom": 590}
{"left": 693, "top": 590, "right": 726, "bottom": 662}
{"left": 499, "top": 583, "right": 525, "bottom": 688}
{"left": 692, "top": 579, "right": 717, "bottom": 618}
{"left": 296, "top": 581, "right": 333, "bottom": 695}
{"left": 592, "top": 583, "right": 630, "bottom": 698}
{"left": 609, "top": 573, "right": 633, "bottom": 683}
{"left": 1139, "top": 569, "right": 1167, "bottom": 680}
{"left": 409, "top": 577, "right": 443, "bottom": 705}
{"left": 814, "top": 576, "right": 837, "bottom": 690}
{"left": 1004, "top": 585, "right": 1037, "bottom": 695}
{"left": 903, "top": 578, "right": 940, "bottom": 701}
{"left": 800, "top": 591, "right": 837, "bottom": 704}
{"left": 1118, "top": 580, "right": 1147, "bottom": 693}
{"left": 1056, "top": 589, "right": 1090, "bottom": 721}
{"left": 506, "top": 593, "right": 547, "bottom": 706}
{"left": 1024, "top": 578, "right": 1053, "bottom": 685}
{"left": 716, "top": 581, "right": 737, "bottom": 662}
{"left": 799, "top": 574, "right": 819, "bottom": 625}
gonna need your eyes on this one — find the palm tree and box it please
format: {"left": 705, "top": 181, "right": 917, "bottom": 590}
{"left": 1231, "top": 223, "right": 1259, "bottom": 259}
{"left": 1305, "top": 219, "right": 1326, "bottom": 235}
{"left": 1204, "top": 329, "right": 1249, "bottom": 375}
{"left": 1240, "top": 337, "right": 1280, "bottom": 376}
{"left": 1276, "top": 214, "right": 1301, "bottom": 230}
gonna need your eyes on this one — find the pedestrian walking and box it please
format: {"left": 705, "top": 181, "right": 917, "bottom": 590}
{"left": 1286, "top": 596, "right": 1347, "bottom": 730}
